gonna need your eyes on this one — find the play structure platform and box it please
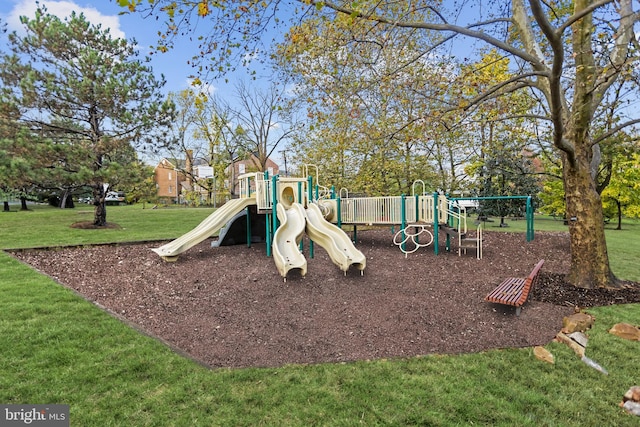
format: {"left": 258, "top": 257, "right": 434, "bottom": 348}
{"left": 153, "top": 170, "right": 499, "bottom": 278}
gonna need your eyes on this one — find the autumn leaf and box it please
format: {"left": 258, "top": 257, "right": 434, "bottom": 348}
{"left": 198, "top": 1, "right": 210, "bottom": 16}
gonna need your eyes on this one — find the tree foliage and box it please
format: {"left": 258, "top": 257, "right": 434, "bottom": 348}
{"left": 0, "top": 7, "right": 175, "bottom": 225}
{"left": 277, "top": 12, "right": 454, "bottom": 195}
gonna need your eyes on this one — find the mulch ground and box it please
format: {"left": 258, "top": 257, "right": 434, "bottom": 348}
{"left": 10, "top": 228, "right": 640, "bottom": 369}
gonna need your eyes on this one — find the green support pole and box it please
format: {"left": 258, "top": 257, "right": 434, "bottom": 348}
{"left": 433, "top": 192, "right": 439, "bottom": 255}
{"left": 298, "top": 182, "right": 304, "bottom": 252}
{"left": 401, "top": 194, "right": 406, "bottom": 252}
{"left": 266, "top": 213, "right": 272, "bottom": 257}
{"left": 246, "top": 206, "right": 251, "bottom": 248}
{"left": 264, "top": 171, "right": 272, "bottom": 257}
{"left": 526, "top": 196, "right": 534, "bottom": 242}
{"left": 271, "top": 175, "right": 278, "bottom": 243}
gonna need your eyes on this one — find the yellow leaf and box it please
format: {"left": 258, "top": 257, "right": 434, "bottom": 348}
{"left": 198, "top": 1, "right": 210, "bottom": 16}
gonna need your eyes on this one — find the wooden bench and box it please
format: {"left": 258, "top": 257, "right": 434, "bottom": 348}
{"left": 485, "top": 259, "right": 545, "bottom": 316}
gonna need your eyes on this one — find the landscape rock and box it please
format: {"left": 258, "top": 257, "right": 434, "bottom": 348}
{"left": 608, "top": 323, "right": 640, "bottom": 341}
{"left": 619, "top": 385, "right": 640, "bottom": 415}
{"left": 555, "top": 331, "right": 585, "bottom": 357}
{"left": 623, "top": 386, "right": 640, "bottom": 403}
{"left": 533, "top": 346, "right": 554, "bottom": 364}
{"left": 621, "top": 400, "right": 640, "bottom": 416}
{"left": 561, "top": 313, "right": 595, "bottom": 333}
{"left": 567, "top": 331, "right": 589, "bottom": 348}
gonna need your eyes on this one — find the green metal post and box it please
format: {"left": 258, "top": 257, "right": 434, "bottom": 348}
{"left": 264, "top": 171, "right": 271, "bottom": 256}
{"left": 433, "top": 192, "right": 439, "bottom": 255}
{"left": 271, "top": 175, "right": 278, "bottom": 242}
{"left": 298, "top": 182, "right": 304, "bottom": 252}
{"left": 401, "top": 194, "right": 406, "bottom": 252}
{"left": 266, "top": 212, "right": 272, "bottom": 257}
{"left": 526, "top": 196, "right": 534, "bottom": 242}
{"left": 246, "top": 206, "right": 251, "bottom": 248}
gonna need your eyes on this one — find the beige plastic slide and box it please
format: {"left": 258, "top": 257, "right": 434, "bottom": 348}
{"left": 152, "top": 197, "right": 256, "bottom": 261}
{"left": 305, "top": 203, "right": 366, "bottom": 275}
{"left": 272, "top": 202, "right": 307, "bottom": 279}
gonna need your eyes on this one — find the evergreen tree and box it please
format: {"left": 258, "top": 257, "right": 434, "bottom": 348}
{"left": 0, "top": 7, "right": 175, "bottom": 225}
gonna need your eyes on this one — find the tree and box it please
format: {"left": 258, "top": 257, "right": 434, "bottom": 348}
{"left": 276, "top": 14, "right": 452, "bottom": 195}
{"left": 190, "top": 90, "right": 241, "bottom": 202}
{"left": 122, "top": 1, "right": 640, "bottom": 289}
{"left": 232, "top": 81, "right": 297, "bottom": 174}
{"left": 600, "top": 151, "right": 640, "bottom": 229}
{"left": 0, "top": 7, "right": 175, "bottom": 225}
{"left": 122, "top": 161, "right": 158, "bottom": 207}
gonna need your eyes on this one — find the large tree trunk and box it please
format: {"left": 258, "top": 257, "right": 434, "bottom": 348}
{"left": 563, "top": 151, "right": 618, "bottom": 289}
{"left": 93, "top": 184, "right": 107, "bottom": 226}
{"left": 559, "top": 0, "right": 621, "bottom": 290}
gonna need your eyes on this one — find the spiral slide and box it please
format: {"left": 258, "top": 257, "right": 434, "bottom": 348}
{"left": 272, "top": 202, "right": 307, "bottom": 279}
{"left": 152, "top": 197, "right": 256, "bottom": 261}
{"left": 304, "top": 203, "right": 366, "bottom": 275}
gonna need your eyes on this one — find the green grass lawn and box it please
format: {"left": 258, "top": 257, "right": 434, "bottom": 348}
{"left": 1, "top": 204, "right": 639, "bottom": 426}
{"left": 0, "top": 203, "right": 213, "bottom": 249}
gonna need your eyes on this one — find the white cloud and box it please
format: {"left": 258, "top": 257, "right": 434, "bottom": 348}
{"left": 5, "top": 0, "right": 125, "bottom": 39}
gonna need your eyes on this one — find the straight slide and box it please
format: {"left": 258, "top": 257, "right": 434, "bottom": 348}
{"left": 272, "top": 203, "right": 307, "bottom": 279}
{"left": 152, "top": 197, "right": 256, "bottom": 261}
{"left": 305, "top": 203, "right": 366, "bottom": 274}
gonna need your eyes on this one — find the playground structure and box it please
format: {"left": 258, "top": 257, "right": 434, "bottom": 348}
{"left": 152, "top": 166, "right": 535, "bottom": 278}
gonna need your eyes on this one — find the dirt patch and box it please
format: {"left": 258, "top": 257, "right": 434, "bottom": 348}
{"left": 11, "top": 229, "right": 640, "bottom": 369}
{"left": 70, "top": 221, "right": 122, "bottom": 230}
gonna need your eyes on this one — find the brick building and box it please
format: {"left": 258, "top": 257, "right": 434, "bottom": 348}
{"left": 154, "top": 158, "right": 187, "bottom": 203}
{"left": 154, "top": 153, "right": 280, "bottom": 203}
{"left": 227, "top": 155, "right": 280, "bottom": 196}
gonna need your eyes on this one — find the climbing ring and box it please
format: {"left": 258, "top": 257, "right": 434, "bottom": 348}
{"left": 393, "top": 224, "right": 434, "bottom": 256}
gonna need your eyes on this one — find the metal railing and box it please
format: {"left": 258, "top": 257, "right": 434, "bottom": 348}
{"left": 339, "top": 196, "right": 409, "bottom": 224}
{"left": 337, "top": 194, "right": 450, "bottom": 225}
{"left": 249, "top": 173, "right": 464, "bottom": 230}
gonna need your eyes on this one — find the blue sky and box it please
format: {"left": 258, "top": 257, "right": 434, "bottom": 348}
{"left": 0, "top": 0, "right": 269, "bottom": 99}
